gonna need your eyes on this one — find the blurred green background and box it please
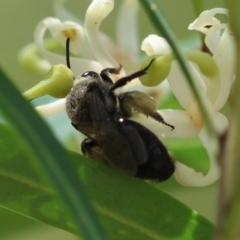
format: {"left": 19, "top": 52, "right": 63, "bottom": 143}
{"left": 0, "top": 0, "right": 224, "bottom": 239}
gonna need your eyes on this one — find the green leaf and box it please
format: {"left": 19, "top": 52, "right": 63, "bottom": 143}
{"left": 0, "top": 123, "right": 214, "bottom": 240}
{"left": 0, "top": 68, "right": 107, "bottom": 240}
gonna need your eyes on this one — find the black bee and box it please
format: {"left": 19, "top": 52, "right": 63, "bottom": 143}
{"left": 65, "top": 58, "right": 175, "bottom": 181}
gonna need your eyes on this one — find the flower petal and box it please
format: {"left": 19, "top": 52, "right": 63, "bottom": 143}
{"left": 174, "top": 112, "right": 228, "bottom": 186}
{"left": 174, "top": 160, "right": 220, "bottom": 187}
{"left": 42, "top": 17, "right": 84, "bottom": 55}
{"left": 141, "top": 35, "right": 207, "bottom": 109}
{"left": 212, "top": 111, "right": 228, "bottom": 134}
{"left": 85, "top": 0, "right": 119, "bottom": 68}
{"left": 116, "top": 0, "right": 139, "bottom": 61}
{"left": 167, "top": 61, "right": 207, "bottom": 109}
{"left": 35, "top": 98, "right": 66, "bottom": 117}
{"left": 173, "top": 127, "right": 220, "bottom": 187}
{"left": 188, "top": 9, "right": 235, "bottom": 111}
{"left": 53, "top": 0, "right": 117, "bottom": 62}
{"left": 188, "top": 8, "right": 228, "bottom": 34}
{"left": 204, "top": 23, "right": 226, "bottom": 54}
{"left": 34, "top": 20, "right": 103, "bottom": 75}
{"left": 212, "top": 27, "right": 235, "bottom": 111}
{"left": 141, "top": 34, "right": 171, "bottom": 56}
{"left": 134, "top": 110, "right": 200, "bottom": 139}
{"left": 188, "top": 8, "right": 229, "bottom": 54}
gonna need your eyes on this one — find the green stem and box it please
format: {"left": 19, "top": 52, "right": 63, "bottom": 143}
{"left": 190, "top": 0, "right": 206, "bottom": 47}
{"left": 216, "top": 1, "right": 240, "bottom": 239}
{"left": 138, "top": 0, "right": 217, "bottom": 139}
{"left": 0, "top": 68, "right": 108, "bottom": 240}
{"left": 191, "top": 0, "right": 205, "bottom": 17}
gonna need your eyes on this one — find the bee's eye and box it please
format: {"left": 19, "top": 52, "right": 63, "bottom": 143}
{"left": 82, "top": 71, "right": 99, "bottom": 79}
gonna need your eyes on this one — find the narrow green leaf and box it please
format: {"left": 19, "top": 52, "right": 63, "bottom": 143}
{"left": 0, "top": 68, "right": 108, "bottom": 240}
{"left": 0, "top": 123, "right": 214, "bottom": 239}
{"left": 138, "top": 0, "right": 217, "bottom": 140}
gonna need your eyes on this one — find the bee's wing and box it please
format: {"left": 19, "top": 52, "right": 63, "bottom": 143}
{"left": 125, "top": 119, "right": 174, "bottom": 181}
{"left": 90, "top": 88, "right": 145, "bottom": 176}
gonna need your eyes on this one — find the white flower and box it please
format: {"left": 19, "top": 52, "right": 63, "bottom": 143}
{"left": 34, "top": 17, "right": 103, "bottom": 75}
{"left": 31, "top": 0, "right": 169, "bottom": 116}
{"left": 139, "top": 8, "right": 235, "bottom": 186}
{"left": 22, "top": 1, "right": 235, "bottom": 187}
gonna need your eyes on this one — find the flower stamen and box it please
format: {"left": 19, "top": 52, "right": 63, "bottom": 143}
{"left": 62, "top": 29, "right": 78, "bottom": 41}
{"left": 187, "top": 101, "right": 204, "bottom": 128}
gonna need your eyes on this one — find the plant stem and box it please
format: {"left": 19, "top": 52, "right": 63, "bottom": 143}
{"left": 215, "top": 1, "right": 240, "bottom": 239}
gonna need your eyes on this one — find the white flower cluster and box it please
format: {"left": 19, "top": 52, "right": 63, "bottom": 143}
{"left": 23, "top": 0, "right": 235, "bottom": 187}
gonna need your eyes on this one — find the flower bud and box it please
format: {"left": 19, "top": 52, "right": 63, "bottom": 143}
{"left": 23, "top": 64, "right": 73, "bottom": 100}
{"left": 139, "top": 54, "right": 172, "bottom": 86}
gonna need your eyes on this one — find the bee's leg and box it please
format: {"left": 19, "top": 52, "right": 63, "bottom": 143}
{"left": 110, "top": 59, "right": 155, "bottom": 91}
{"left": 100, "top": 65, "right": 122, "bottom": 83}
{"left": 81, "top": 138, "right": 109, "bottom": 163}
{"left": 118, "top": 91, "right": 175, "bottom": 130}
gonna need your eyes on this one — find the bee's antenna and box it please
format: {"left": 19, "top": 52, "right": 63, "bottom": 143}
{"left": 66, "top": 38, "right": 71, "bottom": 69}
